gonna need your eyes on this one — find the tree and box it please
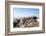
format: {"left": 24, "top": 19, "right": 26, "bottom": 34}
{"left": 33, "top": 16, "right": 37, "bottom": 22}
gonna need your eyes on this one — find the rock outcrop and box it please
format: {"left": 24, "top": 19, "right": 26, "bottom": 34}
{"left": 13, "top": 16, "right": 39, "bottom": 28}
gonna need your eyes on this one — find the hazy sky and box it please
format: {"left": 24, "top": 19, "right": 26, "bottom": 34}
{"left": 13, "top": 8, "right": 39, "bottom": 18}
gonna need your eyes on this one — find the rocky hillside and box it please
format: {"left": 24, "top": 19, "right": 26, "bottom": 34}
{"left": 13, "top": 16, "right": 39, "bottom": 28}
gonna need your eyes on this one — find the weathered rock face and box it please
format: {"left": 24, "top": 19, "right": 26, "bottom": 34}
{"left": 23, "top": 19, "right": 35, "bottom": 27}
{"left": 13, "top": 16, "right": 39, "bottom": 28}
